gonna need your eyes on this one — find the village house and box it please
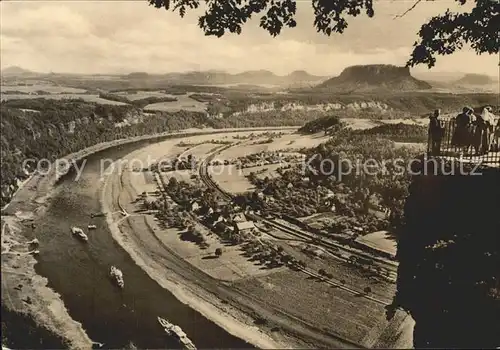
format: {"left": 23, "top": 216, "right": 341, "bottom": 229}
{"left": 215, "top": 200, "right": 229, "bottom": 208}
{"left": 231, "top": 213, "right": 247, "bottom": 223}
{"left": 190, "top": 201, "right": 201, "bottom": 212}
{"left": 233, "top": 221, "right": 256, "bottom": 235}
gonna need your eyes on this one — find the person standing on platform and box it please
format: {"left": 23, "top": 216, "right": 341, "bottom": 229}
{"left": 429, "top": 109, "right": 445, "bottom": 156}
{"left": 452, "top": 106, "right": 474, "bottom": 155}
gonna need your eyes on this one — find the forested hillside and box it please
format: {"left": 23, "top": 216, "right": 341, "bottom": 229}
{"left": 355, "top": 123, "right": 428, "bottom": 142}
{"left": 298, "top": 115, "right": 345, "bottom": 134}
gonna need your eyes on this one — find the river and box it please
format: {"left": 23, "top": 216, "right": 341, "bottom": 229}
{"left": 22, "top": 139, "right": 253, "bottom": 349}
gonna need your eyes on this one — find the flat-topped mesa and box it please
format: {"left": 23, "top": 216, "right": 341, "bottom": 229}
{"left": 316, "top": 64, "right": 432, "bottom": 91}
{"left": 340, "top": 64, "right": 412, "bottom": 80}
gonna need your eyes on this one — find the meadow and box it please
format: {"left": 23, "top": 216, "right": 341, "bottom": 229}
{"left": 0, "top": 93, "right": 128, "bottom": 105}
{"left": 114, "top": 90, "right": 179, "bottom": 101}
{"left": 1, "top": 84, "right": 87, "bottom": 94}
{"left": 143, "top": 94, "right": 208, "bottom": 112}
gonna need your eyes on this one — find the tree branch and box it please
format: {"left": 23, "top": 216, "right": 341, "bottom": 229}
{"left": 393, "top": 0, "right": 423, "bottom": 19}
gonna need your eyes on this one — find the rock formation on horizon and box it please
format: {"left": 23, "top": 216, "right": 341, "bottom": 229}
{"left": 316, "top": 64, "right": 432, "bottom": 92}
{"left": 1, "top": 66, "right": 34, "bottom": 76}
{"left": 455, "top": 73, "right": 497, "bottom": 85}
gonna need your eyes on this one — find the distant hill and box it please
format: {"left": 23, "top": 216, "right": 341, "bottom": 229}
{"left": 127, "top": 72, "right": 149, "bottom": 79}
{"left": 315, "top": 64, "right": 432, "bottom": 92}
{"left": 233, "top": 70, "right": 276, "bottom": 83}
{"left": 156, "top": 69, "right": 327, "bottom": 87}
{"left": 412, "top": 71, "right": 466, "bottom": 83}
{"left": 0, "top": 67, "right": 326, "bottom": 87}
{"left": 455, "top": 73, "right": 497, "bottom": 85}
{"left": 1, "top": 66, "right": 35, "bottom": 76}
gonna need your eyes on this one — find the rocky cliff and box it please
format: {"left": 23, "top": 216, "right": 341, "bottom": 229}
{"left": 392, "top": 159, "right": 500, "bottom": 348}
{"left": 316, "top": 64, "right": 432, "bottom": 92}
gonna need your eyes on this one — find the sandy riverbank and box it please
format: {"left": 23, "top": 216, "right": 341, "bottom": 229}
{"left": 1, "top": 215, "right": 94, "bottom": 349}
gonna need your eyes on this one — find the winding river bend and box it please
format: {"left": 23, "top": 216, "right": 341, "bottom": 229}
{"left": 26, "top": 139, "right": 253, "bottom": 349}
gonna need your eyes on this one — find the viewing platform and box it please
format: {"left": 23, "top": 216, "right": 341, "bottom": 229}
{"left": 427, "top": 116, "right": 500, "bottom": 168}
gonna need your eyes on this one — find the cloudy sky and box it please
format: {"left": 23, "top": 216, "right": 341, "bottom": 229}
{"left": 1, "top": 0, "right": 498, "bottom": 76}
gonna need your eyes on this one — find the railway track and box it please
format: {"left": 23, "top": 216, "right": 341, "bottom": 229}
{"left": 199, "top": 147, "right": 399, "bottom": 279}
{"left": 257, "top": 218, "right": 397, "bottom": 270}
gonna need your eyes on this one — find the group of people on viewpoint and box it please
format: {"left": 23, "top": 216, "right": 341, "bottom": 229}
{"left": 428, "top": 106, "right": 500, "bottom": 156}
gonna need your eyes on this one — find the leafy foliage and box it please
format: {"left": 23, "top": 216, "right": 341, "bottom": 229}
{"left": 355, "top": 123, "right": 428, "bottom": 142}
{"left": 298, "top": 115, "right": 344, "bottom": 134}
{"left": 98, "top": 93, "right": 178, "bottom": 108}
{"left": 407, "top": 0, "right": 500, "bottom": 68}
{"left": 147, "top": 0, "right": 498, "bottom": 66}
{"left": 245, "top": 127, "right": 419, "bottom": 235}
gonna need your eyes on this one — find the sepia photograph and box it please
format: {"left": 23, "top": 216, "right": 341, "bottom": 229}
{"left": 1, "top": 0, "right": 499, "bottom": 349}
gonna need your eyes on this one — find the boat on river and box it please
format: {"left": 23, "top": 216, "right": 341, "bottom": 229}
{"left": 71, "top": 226, "right": 88, "bottom": 242}
{"left": 157, "top": 317, "right": 196, "bottom": 350}
{"left": 110, "top": 265, "right": 124, "bottom": 288}
{"left": 88, "top": 224, "right": 97, "bottom": 230}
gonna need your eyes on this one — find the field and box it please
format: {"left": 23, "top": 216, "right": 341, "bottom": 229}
{"left": 355, "top": 231, "right": 397, "bottom": 258}
{"left": 208, "top": 132, "right": 327, "bottom": 193}
{"left": 114, "top": 90, "right": 178, "bottom": 101}
{"left": 1, "top": 84, "right": 87, "bottom": 94}
{"left": 380, "top": 118, "right": 428, "bottom": 126}
{"left": 181, "top": 143, "right": 223, "bottom": 159}
{"left": 342, "top": 118, "right": 381, "bottom": 130}
{"left": 144, "top": 94, "right": 208, "bottom": 112}
{"left": 0, "top": 84, "right": 209, "bottom": 109}
{"left": 341, "top": 117, "right": 428, "bottom": 131}
{"left": 210, "top": 163, "right": 284, "bottom": 194}
{"left": 147, "top": 216, "right": 286, "bottom": 281}
{"left": 218, "top": 132, "right": 327, "bottom": 160}
{"left": 209, "top": 165, "right": 253, "bottom": 193}
{"left": 232, "top": 269, "right": 390, "bottom": 346}
{"left": 0, "top": 93, "right": 128, "bottom": 105}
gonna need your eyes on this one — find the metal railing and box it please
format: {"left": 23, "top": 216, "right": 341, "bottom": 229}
{"left": 427, "top": 117, "right": 500, "bottom": 165}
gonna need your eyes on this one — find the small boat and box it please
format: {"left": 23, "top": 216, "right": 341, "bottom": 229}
{"left": 71, "top": 226, "right": 88, "bottom": 242}
{"left": 157, "top": 317, "right": 196, "bottom": 350}
{"left": 110, "top": 266, "right": 124, "bottom": 288}
{"left": 88, "top": 224, "right": 97, "bottom": 230}
{"left": 27, "top": 238, "right": 40, "bottom": 246}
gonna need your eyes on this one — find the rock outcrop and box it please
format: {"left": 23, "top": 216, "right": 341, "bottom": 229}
{"left": 316, "top": 64, "right": 432, "bottom": 92}
{"left": 393, "top": 158, "right": 500, "bottom": 348}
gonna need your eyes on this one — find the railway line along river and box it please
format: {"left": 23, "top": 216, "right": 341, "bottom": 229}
{"left": 11, "top": 135, "right": 258, "bottom": 349}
